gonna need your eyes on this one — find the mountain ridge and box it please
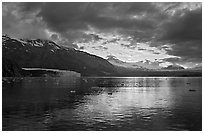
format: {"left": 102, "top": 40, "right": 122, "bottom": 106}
{"left": 2, "top": 35, "right": 116, "bottom": 76}
{"left": 107, "top": 55, "right": 162, "bottom": 70}
{"left": 2, "top": 35, "right": 201, "bottom": 77}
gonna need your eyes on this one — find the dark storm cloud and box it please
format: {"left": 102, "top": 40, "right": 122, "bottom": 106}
{"left": 158, "top": 7, "right": 202, "bottom": 64}
{"left": 19, "top": 2, "right": 44, "bottom": 12}
{"left": 165, "top": 40, "right": 202, "bottom": 63}
{"left": 2, "top": 2, "right": 168, "bottom": 42}
{"left": 37, "top": 3, "right": 90, "bottom": 32}
{"left": 19, "top": 2, "right": 163, "bottom": 34}
{"left": 2, "top": 2, "right": 48, "bottom": 39}
{"left": 160, "top": 8, "right": 202, "bottom": 42}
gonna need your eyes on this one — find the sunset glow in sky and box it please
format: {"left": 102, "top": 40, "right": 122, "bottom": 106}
{"left": 2, "top": 2, "right": 202, "bottom": 68}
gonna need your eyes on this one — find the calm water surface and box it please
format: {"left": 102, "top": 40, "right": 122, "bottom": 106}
{"left": 2, "top": 77, "right": 202, "bottom": 131}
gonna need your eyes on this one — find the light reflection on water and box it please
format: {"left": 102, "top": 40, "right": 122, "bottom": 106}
{"left": 2, "top": 77, "right": 202, "bottom": 131}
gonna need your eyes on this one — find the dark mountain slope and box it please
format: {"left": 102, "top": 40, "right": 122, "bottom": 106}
{"left": 2, "top": 35, "right": 116, "bottom": 76}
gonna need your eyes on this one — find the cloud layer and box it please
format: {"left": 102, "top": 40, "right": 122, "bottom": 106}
{"left": 2, "top": 2, "right": 202, "bottom": 68}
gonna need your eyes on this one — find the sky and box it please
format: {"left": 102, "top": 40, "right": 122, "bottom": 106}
{"left": 2, "top": 2, "right": 202, "bottom": 68}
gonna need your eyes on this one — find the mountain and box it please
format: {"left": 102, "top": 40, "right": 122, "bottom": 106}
{"left": 162, "top": 65, "right": 185, "bottom": 70}
{"left": 2, "top": 35, "right": 201, "bottom": 77}
{"left": 107, "top": 55, "right": 160, "bottom": 70}
{"left": 107, "top": 55, "right": 145, "bottom": 69}
{"left": 134, "top": 60, "right": 161, "bottom": 70}
{"left": 106, "top": 55, "right": 201, "bottom": 76}
{"left": 2, "top": 35, "right": 116, "bottom": 76}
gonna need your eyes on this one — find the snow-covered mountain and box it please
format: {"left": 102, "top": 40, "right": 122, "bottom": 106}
{"left": 107, "top": 55, "right": 161, "bottom": 70}
{"left": 162, "top": 65, "right": 185, "bottom": 70}
{"left": 2, "top": 35, "right": 116, "bottom": 76}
